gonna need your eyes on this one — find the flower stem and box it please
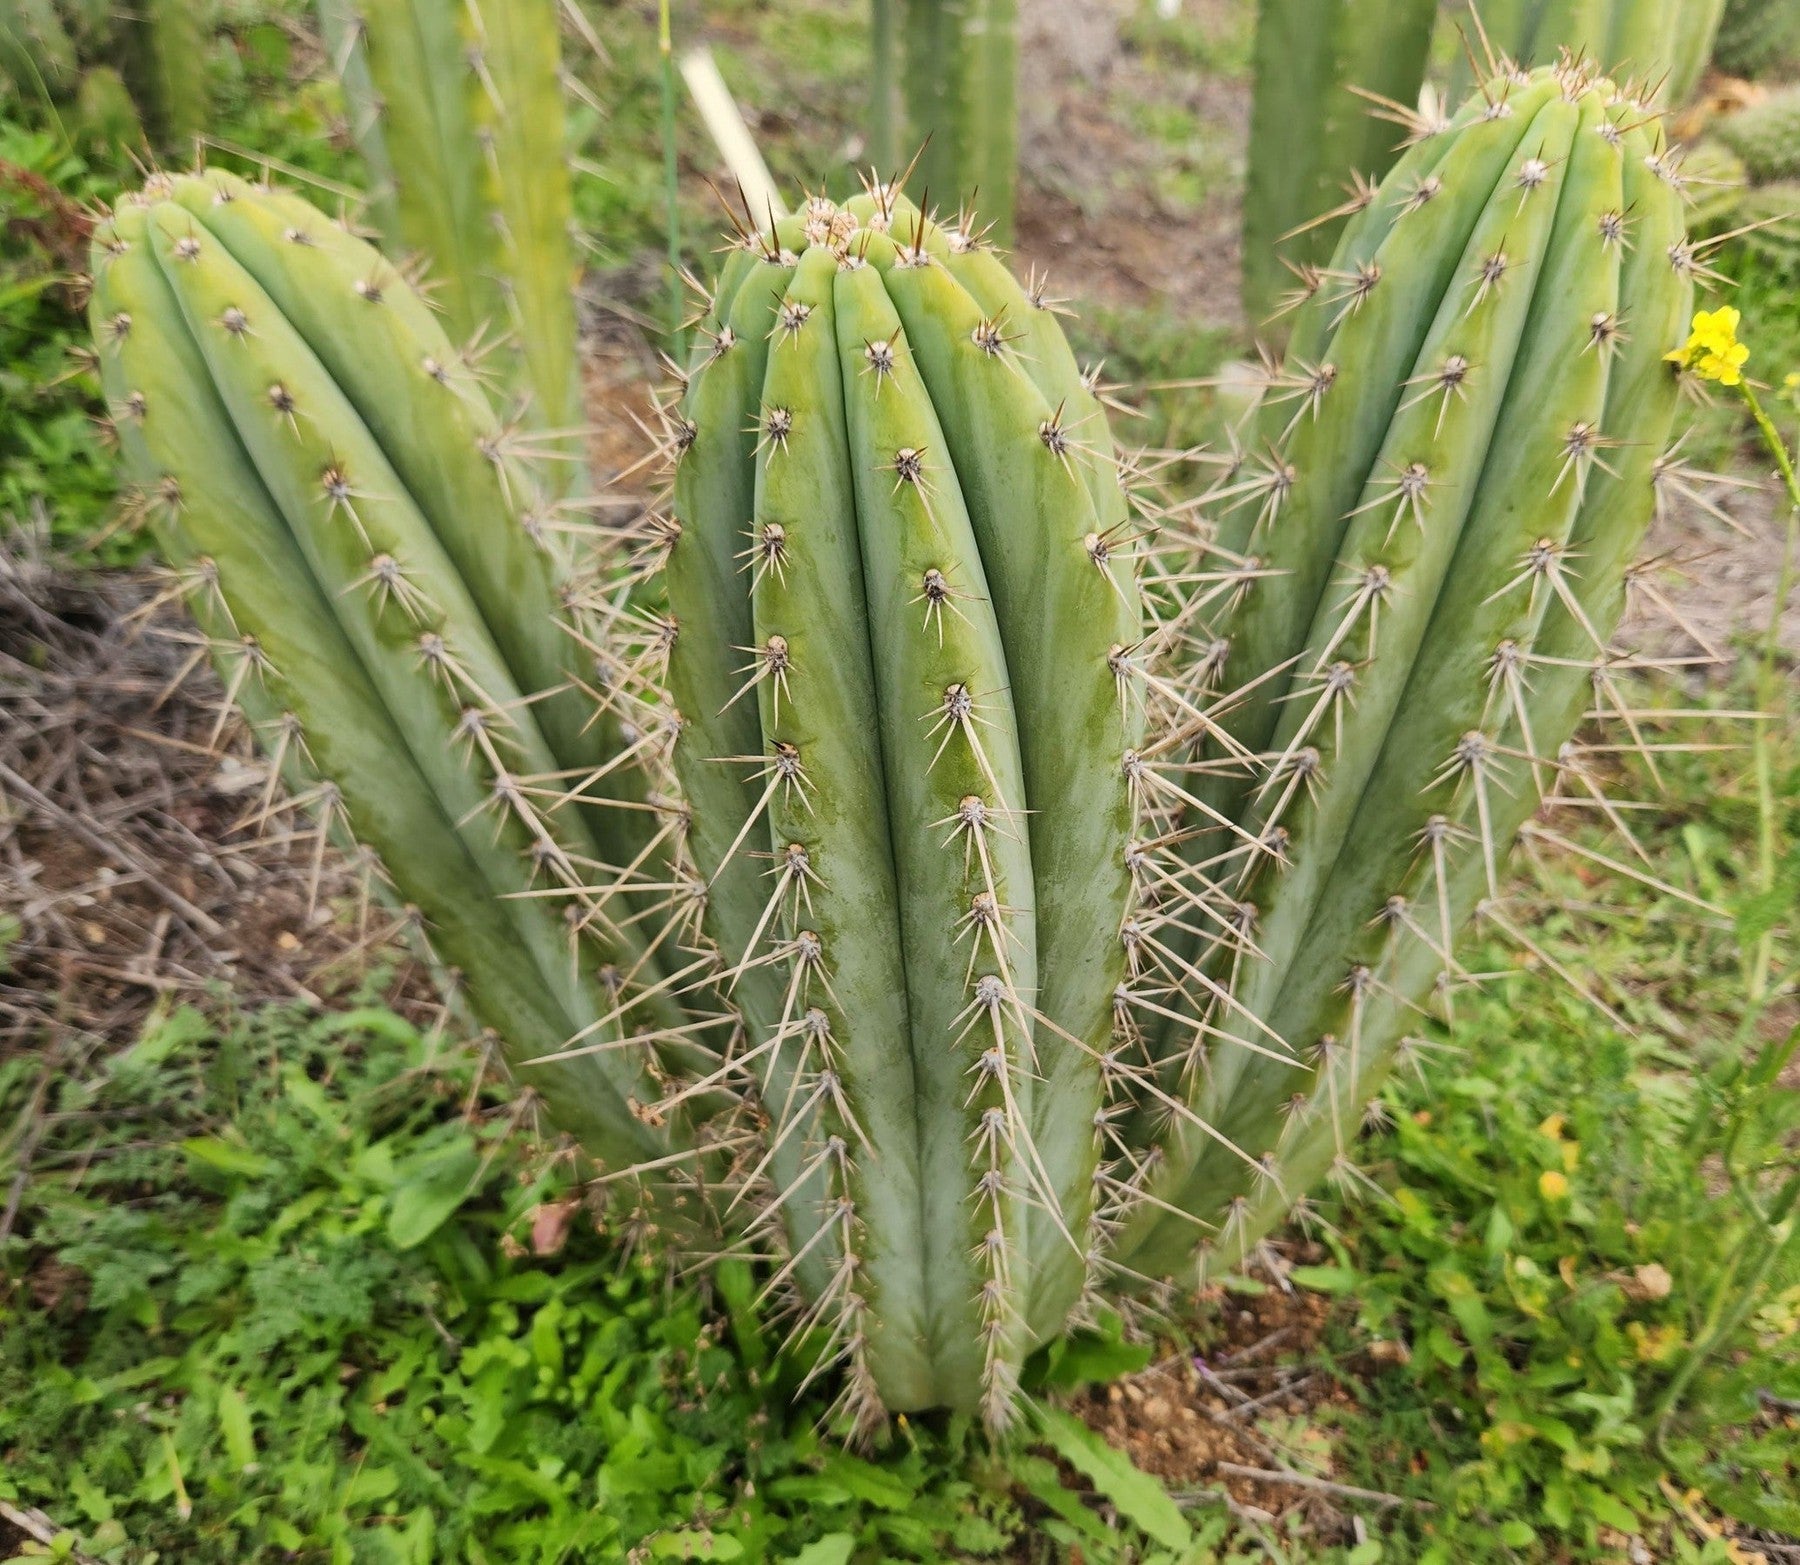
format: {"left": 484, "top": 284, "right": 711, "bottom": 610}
{"left": 1739, "top": 381, "right": 1798, "bottom": 1002}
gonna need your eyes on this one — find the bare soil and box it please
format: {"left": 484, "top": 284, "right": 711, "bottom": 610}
{"left": 0, "top": 525, "right": 436, "bottom": 1062}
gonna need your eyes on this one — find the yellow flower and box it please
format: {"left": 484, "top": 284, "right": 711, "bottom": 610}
{"left": 1664, "top": 306, "right": 1750, "bottom": 386}
{"left": 1538, "top": 1169, "right": 1569, "bottom": 1201}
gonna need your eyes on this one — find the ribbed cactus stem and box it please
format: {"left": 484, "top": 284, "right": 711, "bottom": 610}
{"left": 1120, "top": 63, "right": 1691, "bottom": 1280}
{"left": 1446, "top": 0, "right": 1727, "bottom": 105}
{"left": 1, "top": 0, "right": 206, "bottom": 153}
{"left": 0, "top": 0, "right": 79, "bottom": 100}
{"left": 93, "top": 62, "right": 1706, "bottom": 1427}
{"left": 318, "top": 0, "right": 586, "bottom": 482}
{"left": 88, "top": 172, "right": 681, "bottom": 1178}
{"left": 895, "top": 0, "right": 1018, "bottom": 246}
{"left": 117, "top": 0, "right": 204, "bottom": 150}
{"left": 666, "top": 188, "right": 1137, "bottom": 1422}
{"left": 1241, "top": 0, "right": 1438, "bottom": 326}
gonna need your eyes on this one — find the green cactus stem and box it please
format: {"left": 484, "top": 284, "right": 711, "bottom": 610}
{"left": 0, "top": 0, "right": 79, "bottom": 102}
{"left": 95, "top": 65, "right": 1704, "bottom": 1428}
{"left": 87, "top": 171, "right": 683, "bottom": 1179}
{"left": 316, "top": 0, "right": 586, "bottom": 482}
{"left": 1714, "top": 0, "right": 1800, "bottom": 76}
{"left": 1242, "top": 0, "right": 1439, "bottom": 327}
{"left": 663, "top": 185, "right": 1137, "bottom": 1421}
{"left": 1445, "top": 0, "right": 1726, "bottom": 106}
{"left": 0, "top": 0, "right": 207, "bottom": 153}
{"left": 889, "top": 0, "right": 1019, "bottom": 246}
{"left": 116, "top": 0, "right": 206, "bottom": 151}
{"left": 1120, "top": 61, "right": 1693, "bottom": 1281}
{"left": 1712, "top": 87, "right": 1800, "bottom": 184}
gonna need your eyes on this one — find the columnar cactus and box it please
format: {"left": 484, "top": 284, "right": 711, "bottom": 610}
{"left": 885, "top": 0, "right": 1019, "bottom": 246}
{"left": 92, "top": 61, "right": 1700, "bottom": 1433}
{"left": 315, "top": 0, "right": 584, "bottom": 474}
{"left": 1445, "top": 0, "right": 1726, "bottom": 105}
{"left": 1, "top": 0, "right": 82, "bottom": 100}
{"left": 0, "top": 0, "right": 205, "bottom": 152}
{"left": 1124, "top": 60, "right": 1693, "bottom": 1279}
{"left": 1714, "top": 0, "right": 1800, "bottom": 76}
{"left": 663, "top": 186, "right": 1137, "bottom": 1417}
{"left": 116, "top": 0, "right": 204, "bottom": 149}
{"left": 1242, "top": 0, "right": 1438, "bottom": 324}
{"left": 86, "top": 170, "right": 676, "bottom": 1172}
{"left": 1712, "top": 87, "right": 1800, "bottom": 183}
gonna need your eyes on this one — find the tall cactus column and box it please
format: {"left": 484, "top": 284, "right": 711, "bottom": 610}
{"left": 0, "top": 0, "right": 207, "bottom": 153}
{"left": 1445, "top": 0, "right": 1728, "bottom": 105}
{"left": 1120, "top": 62, "right": 1693, "bottom": 1281}
{"left": 87, "top": 171, "right": 680, "bottom": 1177}
{"left": 316, "top": 0, "right": 585, "bottom": 484}
{"left": 91, "top": 68, "right": 1710, "bottom": 1428}
{"left": 885, "top": 0, "right": 1019, "bottom": 245}
{"left": 664, "top": 190, "right": 1138, "bottom": 1422}
{"left": 1241, "top": 0, "right": 1439, "bottom": 325}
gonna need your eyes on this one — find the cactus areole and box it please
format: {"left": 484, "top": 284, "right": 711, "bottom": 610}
{"left": 94, "top": 59, "right": 1697, "bottom": 1432}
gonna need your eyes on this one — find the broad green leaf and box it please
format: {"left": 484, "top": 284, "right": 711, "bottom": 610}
{"left": 1038, "top": 1327, "right": 1154, "bottom": 1389}
{"left": 385, "top": 1141, "right": 480, "bottom": 1250}
{"left": 786, "top": 1536, "right": 855, "bottom": 1565}
{"left": 649, "top": 1530, "right": 745, "bottom": 1560}
{"left": 181, "top": 1137, "right": 274, "bottom": 1179}
{"left": 1031, "top": 1407, "right": 1193, "bottom": 1551}
{"left": 217, "top": 1385, "right": 256, "bottom": 1471}
{"left": 1288, "top": 1264, "right": 1360, "bottom": 1294}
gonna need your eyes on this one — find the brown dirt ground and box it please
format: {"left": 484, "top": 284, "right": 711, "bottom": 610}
{"left": 1017, "top": 0, "right": 1248, "bottom": 329}
{"left": 1070, "top": 1272, "right": 1377, "bottom": 1535}
{"left": 0, "top": 524, "right": 440, "bottom": 1063}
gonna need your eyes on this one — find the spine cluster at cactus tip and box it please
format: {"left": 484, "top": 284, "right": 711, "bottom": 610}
{"left": 91, "top": 54, "right": 1703, "bottom": 1435}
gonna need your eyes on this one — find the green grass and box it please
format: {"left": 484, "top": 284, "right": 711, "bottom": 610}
{"left": 0, "top": 998, "right": 1103, "bottom": 1562}
{"left": 0, "top": 129, "right": 121, "bottom": 560}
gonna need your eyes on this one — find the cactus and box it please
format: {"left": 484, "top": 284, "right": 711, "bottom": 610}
{"left": 881, "top": 0, "right": 1019, "bottom": 246}
{"left": 117, "top": 0, "right": 206, "bottom": 149}
{"left": 0, "top": 0, "right": 205, "bottom": 152}
{"left": 662, "top": 185, "right": 1140, "bottom": 1418}
{"left": 1122, "top": 61, "right": 1693, "bottom": 1281}
{"left": 86, "top": 170, "right": 682, "bottom": 1177}
{"left": 69, "top": 66, "right": 141, "bottom": 157}
{"left": 1242, "top": 0, "right": 1438, "bottom": 325}
{"left": 1734, "top": 183, "right": 1800, "bottom": 276}
{"left": 316, "top": 0, "right": 585, "bottom": 475}
{"left": 93, "top": 61, "right": 1700, "bottom": 1432}
{"left": 1712, "top": 87, "right": 1800, "bottom": 184}
{"left": 0, "top": 0, "right": 79, "bottom": 102}
{"left": 1714, "top": 0, "right": 1800, "bottom": 77}
{"left": 1445, "top": 0, "right": 1726, "bottom": 105}
{"left": 1682, "top": 98, "right": 1800, "bottom": 279}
